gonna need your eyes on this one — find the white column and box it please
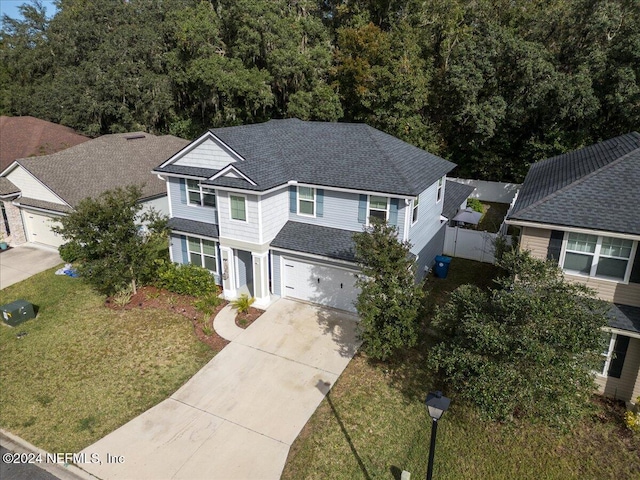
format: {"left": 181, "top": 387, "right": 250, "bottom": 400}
{"left": 251, "top": 251, "right": 270, "bottom": 308}
{"left": 220, "top": 246, "right": 237, "bottom": 299}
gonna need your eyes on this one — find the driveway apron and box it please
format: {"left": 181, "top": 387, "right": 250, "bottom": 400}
{"left": 0, "top": 244, "right": 63, "bottom": 290}
{"left": 79, "top": 299, "right": 360, "bottom": 479}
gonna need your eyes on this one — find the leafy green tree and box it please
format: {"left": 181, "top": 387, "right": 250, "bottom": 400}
{"left": 353, "top": 221, "right": 424, "bottom": 360}
{"left": 429, "top": 250, "right": 609, "bottom": 425}
{"left": 53, "top": 185, "right": 168, "bottom": 296}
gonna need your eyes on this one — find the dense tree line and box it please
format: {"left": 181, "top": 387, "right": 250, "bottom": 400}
{"left": 1, "top": 0, "right": 638, "bottom": 181}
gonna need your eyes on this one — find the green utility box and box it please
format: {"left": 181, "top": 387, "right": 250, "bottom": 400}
{"left": 1, "top": 300, "right": 36, "bottom": 326}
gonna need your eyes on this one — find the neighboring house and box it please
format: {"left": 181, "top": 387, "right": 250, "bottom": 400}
{"left": 506, "top": 132, "right": 640, "bottom": 405}
{"left": 154, "top": 119, "right": 456, "bottom": 312}
{"left": 0, "top": 132, "right": 189, "bottom": 248}
{"left": 0, "top": 116, "right": 89, "bottom": 171}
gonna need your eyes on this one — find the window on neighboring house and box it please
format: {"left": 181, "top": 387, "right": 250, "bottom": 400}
{"left": 563, "top": 233, "right": 634, "bottom": 281}
{"left": 599, "top": 333, "right": 629, "bottom": 378}
{"left": 368, "top": 196, "right": 388, "bottom": 223}
{"left": 412, "top": 196, "right": 419, "bottom": 224}
{"left": 298, "top": 186, "right": 315, "bottom": 216}
{"left": 436, "top": 177, "right": 444, "bottom": 202}
{"left": 230, "top": 195, "right": 247, "bottom": 221}
{"left": 187, "top": 237, "right": 217, "bottom": 273}
{"left": 186, "top": 179, "right": 216, "bottom": 208}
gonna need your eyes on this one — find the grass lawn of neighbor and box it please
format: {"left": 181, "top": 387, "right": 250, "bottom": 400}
{"left": 0, "top": 267, "right": 218, "bottom": 453}
{"left": 282, "top": 258, "right": 640, "bottom": 480}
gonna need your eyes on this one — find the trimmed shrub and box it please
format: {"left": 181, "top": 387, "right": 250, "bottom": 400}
{"left": 157, "top": 262, "right": 218, "bottom": 297}
{"left": 466, "top": 197, "right": 484, "bottom": 213}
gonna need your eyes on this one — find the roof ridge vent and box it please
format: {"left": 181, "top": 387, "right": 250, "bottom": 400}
{"left": 125, "top": 134, "right": 146, "bottom": 140}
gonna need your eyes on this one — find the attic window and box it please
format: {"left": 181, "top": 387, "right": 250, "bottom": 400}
{"left": 125, "top": 134, "right": 146, "bottom": 140}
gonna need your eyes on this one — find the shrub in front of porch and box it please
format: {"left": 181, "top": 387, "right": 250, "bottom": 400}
{"left": 156, "top": 261, "right": 219, "bottom": 297}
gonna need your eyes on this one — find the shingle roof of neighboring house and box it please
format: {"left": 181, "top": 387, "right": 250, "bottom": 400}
{"left": 156, "top": 119, "right": 456, "bottom": 195}
{"left": 167, "top": 218, "right": 219, "bottom": 238}
{"left": 0, "top": 116, "right": 89, "bottom": 171}
{"left": 15, "top": 197, "right": 73, "bottom": 214}
{"left": 442, "top": 180, "right": 476, "bottom": 220}
{"left": 608, "top": 303, "right": 640, "bottom": 335}
{"left": 11, "top": 132, "right": 189, "bottom": 207}
{"left": 507, "top": 132, "right": 640, "bottom": 235}
{"left": 0, "top": 178, "right": 20, "bottom": 197}
{"left": 271, "top": 221, "right": 357, "bottom": 262}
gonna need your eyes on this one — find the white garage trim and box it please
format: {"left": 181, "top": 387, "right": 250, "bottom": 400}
{"left": 23, "top": 210, "right": 65, "bottom": 248}
{"left": 280, "top": 256, "right": 360, "bottom": 313}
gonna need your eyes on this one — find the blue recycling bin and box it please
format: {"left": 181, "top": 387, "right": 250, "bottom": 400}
{"left": 434, "top": 255, "right": 452, "bottom": 278}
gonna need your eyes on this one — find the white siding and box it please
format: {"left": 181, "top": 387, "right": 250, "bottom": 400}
{"left": 173, "top": 137, "right": 236, "bottom": 170}
{"left": 261, "top": 189, "right": 289, "bottom": 243}
{"left": 140, "top": 195, "right": 169, "bottom": 218}
{"left": 6, "top": 166, "right": 66, "bottom": 204}
{"left": 217, "top": 191, "right": 260, "bottom": 242}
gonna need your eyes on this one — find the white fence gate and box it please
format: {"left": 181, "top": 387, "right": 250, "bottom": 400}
{"left": 443, "top": 226, "right": 511, "bottom": 264}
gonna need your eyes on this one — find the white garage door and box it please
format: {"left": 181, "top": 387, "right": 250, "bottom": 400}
{"left": 24, "top": 211, "right": 64, "bottom": 248}
{"left": 282, "top": 258, "right": 360, "bottom": 312}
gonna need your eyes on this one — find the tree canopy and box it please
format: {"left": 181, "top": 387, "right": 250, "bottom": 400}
{"left": 52, "top": 185, "right": 168, "bottom": 296}
{"left": 428, "top": 250, "right": 610, "bottom": 426}
{"left": 353, "top": 221, "right": 424, "bottom": 360}
{"left": 2, "top": 0, "right": 638, "bottom": 181}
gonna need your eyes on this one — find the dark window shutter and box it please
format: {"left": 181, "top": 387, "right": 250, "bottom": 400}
{"left": 179, "top": 178, "right": 187, "bottom": 204}
{"left": 180, "top": 235, "right": 188, "bottom": 264}
{"left": 629, "top": 246, "right": 640, "bottom": 284}
{"left": 389, "top": 198, "right": 399, "bottom": 226}
{"left": 608, "top": 335, "right": 630, "bottom": 379}
{"left": 358, "top": 195, "right": 367, "bottom": 224}
{"left": 547, "top": 230, "right": 564, "bottom": 264}
{"left": 289, "top": 186, "right": 297, "bottom": 213}
{"left": 316, "top": 189, "right": 324, "bottom": 217}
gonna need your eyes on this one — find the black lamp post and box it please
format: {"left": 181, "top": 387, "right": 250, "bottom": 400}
{"left": 424, "top": 390, "right": 450, "bottom": 480}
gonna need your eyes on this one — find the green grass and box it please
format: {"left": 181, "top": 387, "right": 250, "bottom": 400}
{"left": 282, "top": 259, "right": 640, "bottom": 479}
{"left": 476, "top": 201, "right": 510, "bottom": 233}
{"left": 0, "top": 267, "right": 216, "bottom": 452}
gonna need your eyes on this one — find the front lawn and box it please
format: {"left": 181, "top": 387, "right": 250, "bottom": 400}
{"left": 282, "top": 259, "right": 640, "bottom": 479}
{"left": 0, "top": 268, "right": 217, "bottom": 453}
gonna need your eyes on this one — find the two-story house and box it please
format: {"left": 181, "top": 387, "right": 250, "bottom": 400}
{"left": 154, "top": 119, "right": 456, "bottom": 312}
{"left": 506, "top": 132, "right": 640, "bottom": 405}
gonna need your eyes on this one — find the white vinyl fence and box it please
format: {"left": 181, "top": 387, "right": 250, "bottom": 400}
{"left": 443, "top": 226, "right": 512, "bottom": 264}
{"left": 448, "top": 178, "right": 520, "bottom": 203}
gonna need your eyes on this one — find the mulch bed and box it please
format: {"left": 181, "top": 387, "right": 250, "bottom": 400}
{"left": 234, "top": 306, "right": 264, "bottom": 329}
{"left": 105, "top": 285, "right": 229, "bottom": 351}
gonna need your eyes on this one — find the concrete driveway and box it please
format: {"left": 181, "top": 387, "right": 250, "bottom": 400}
{"left": 0, "top": 244, "right": 63, "bottom": 290}
{"left": 79, "top": 299, "right": 360, "bottom": 480}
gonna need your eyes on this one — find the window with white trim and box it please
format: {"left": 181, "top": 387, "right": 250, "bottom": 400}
{"left": 412, "top": 196, "right": 419, "bottom": 224}
{"left": 563, "top": 233, "right": 634, "bottom": 281}
{"left": 187, "top": 237, "right": 217, "bottom": 273}
{"left": 436, "top": 177, "right": 444, "bottom": 202}
{"left": 368, "top": 196, "right": 388, "bottom": 222}
{"left": 599, "top": 332, "right": 629, "bottom": 378}
{"left": 230, "top": 195, "right": 247, "bottom": 221}
{"left": 298, "top": 186, "right": 315, "bottom": 216}
{"left": 186, "top": 179, "right": 216, "bottom": 208}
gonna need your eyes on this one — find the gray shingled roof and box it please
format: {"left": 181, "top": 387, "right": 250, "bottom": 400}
{"left": 157, "top": 119, "right": 456, "bottom": 195}
{"left": 271, "top": 221, "right": 357, "bottom": 262}
{"left": 608, "top": 303, "right": 640, "bottom": 335}
{"left": 167, "top": 217, "right": 219, "bottom": 238}
{"left": 13, "top": 133, "right": 188, "bottom": 207}
{"left": 16, "top": 197, "right": 73, "bottom": 213}
{"left": 508, "top": 132, "right": 640, "bottom": 235}
{"left": 442, "top": 180, "right": 476, "bottom": 220}
{"left": 0, "top": 178, "right": 19, "bottom": 197}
